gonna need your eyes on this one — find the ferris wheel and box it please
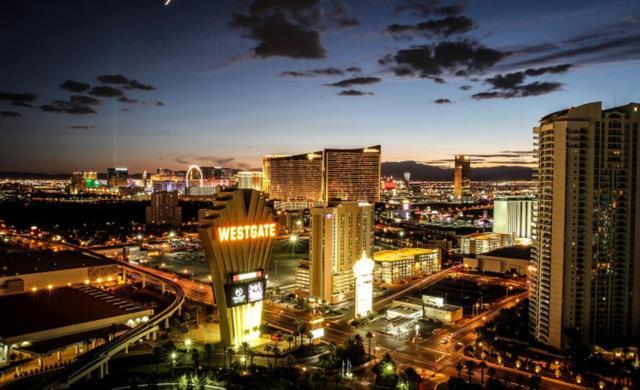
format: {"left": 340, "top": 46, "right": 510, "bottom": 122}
{"left": 186, "top": 165, "right": 204, "bottom": 188}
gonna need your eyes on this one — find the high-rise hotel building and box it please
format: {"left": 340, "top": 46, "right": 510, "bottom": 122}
{"left": 493, "top": 196, "right": 534, "bottom": 240}
{"left": 530, "top": 102, "right": 640, "bottom": 350}
{"left": 309, "top": 202, "right": 374, "bottom": 304}
{"left": 262, "top": 152, "right": 323, "bottom": 202}
{"left": 324, "top": 146, "right": 381, "bottom": 203}
{"left": 454, "top": 155, "right": 471, "bottom": 199}
{"left": 262, "top": 146, "right": 381, "bottom": 204}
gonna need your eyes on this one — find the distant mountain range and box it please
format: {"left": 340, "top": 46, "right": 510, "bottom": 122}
{"left": 382, "top": 161, "right": 534, "bottom": 181}
{"left": 1, "top": 162, "right": 534, "bottom": 181}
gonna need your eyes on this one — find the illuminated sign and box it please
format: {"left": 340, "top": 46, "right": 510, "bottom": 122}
{"left": 310, "top": 328, "right": 325, "bottom": 339}
{"left": 353, "top": 252, "right": 375, "bottom": 318}
{"left": 231, "top": 270, "right": 263, "bottom": 283}
{"left": 217, "top": 223, "right": 276, "bottom": 242}
{"left": 224, "top": 279, "right": 267, "bottom": 308}
{"left": 247, "top": 280, "right": 264, "bottom": 302}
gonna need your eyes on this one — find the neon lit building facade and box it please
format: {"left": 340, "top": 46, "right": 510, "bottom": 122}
{"left": 353, "top": 252, "right": 374, "bottom": 318}
{"left": 198, "top": 189, "right": 275, "bottom": 347}
{"left": 453, "top": 155, "right": 470, "bottom": 199}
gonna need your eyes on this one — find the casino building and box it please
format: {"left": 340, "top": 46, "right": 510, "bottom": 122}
{"left": 198, "top": 189, "right": 275, "bottom": 347}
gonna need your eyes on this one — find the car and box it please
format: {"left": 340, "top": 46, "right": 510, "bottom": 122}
{"left": 440, "top": 337, "right": 449, "bottom": 345}
{"left": 271, "top": 332, "right": 282, "bottom": 341}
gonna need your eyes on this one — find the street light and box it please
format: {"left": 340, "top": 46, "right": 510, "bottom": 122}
{"left": 185, "top": 338, "right": 192, "bottom": 351}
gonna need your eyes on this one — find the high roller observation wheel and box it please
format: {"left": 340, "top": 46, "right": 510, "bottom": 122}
{"left": 186, "top": 165, "right": 204, "bottom": 188}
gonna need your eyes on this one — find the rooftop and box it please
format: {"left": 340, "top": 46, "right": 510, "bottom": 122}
{"left": 479, "top": 245, "right": 531, "bottom": 260}
{"left": 374, "top": 248, "right": 439, "bottom": 262}
{"left": 462, "top": 232, "right": 510, "bottom": 240}
{"left": 0, "top": 247, "right": 115, "bottom": 277}
{"left": 0, "top": 285, "right": 150, "bottom": 339}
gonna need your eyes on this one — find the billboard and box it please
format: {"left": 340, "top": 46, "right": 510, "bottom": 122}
{"left": 224, "top": 279, "right": 266, "bottom": 308}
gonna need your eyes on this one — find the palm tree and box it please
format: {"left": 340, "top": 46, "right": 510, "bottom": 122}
{"left": 329, "top": 342, "right": 337, "bottom": 357}
{"left": 264, "top": 344, "right": 272, "bottom": 367}
{"left": 272, "top": 345, "right": 280, "bottom": 367}
{"left": 286, "top": 335, "right": 294, "bottom": 351}
{"left": 292, "top": 330, "right": 300, "bottom": 349}
{"left": 403, "top": 367, "right": 421, "bottom": 390}
{"left": 528, "top": 374, "right": 542, "bottom": 389}
{"left": 240, "top": 341, "right": 251, "bottom": 369}
{"left": 455, "top": 362, "right": 463, "bottom": 379}
{"left": 152, "top": 346, "right": 162, "bottom": 375}
{"left": 307, "top": 331, "right": 314, "bottom": 346}
{"left": 487, "top": 366, "right": 497, "bottom": 383}
{"left": 464, "top": 360, "right": 475, "bottom": 384}
{"left": 365, "top": 331, "right": 373, "bottom": 359}
{"left": 203, "top": 343, "right": 212, "bottom": 369}
{"left": 297, "top": 323, "right": 308, "bottom": 346}
{"left": 478, "top": 361, "right": 487, "bottom": 386}
{"left": 225, "top": 347, "right": 235, "bottom": 370}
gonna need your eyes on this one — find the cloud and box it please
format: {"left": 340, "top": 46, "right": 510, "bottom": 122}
{"left": 232, "top": 13, "right": 326, "bottom": 59}
{"left": 326, "top": 76, "right": 381, "bottom": 87}
{"left": 434, "top": 98, "right": 451, "bottom": 104}
{"left": 0, "top": 91, "right": 37, "bottom": 103}
{"left": 40, "top": 103, "right": 97, "bottom": 115}
{"left": 121, "top": 108, "right": 130, "bottom": 112}
{"left": 60, "top": 80, "right": 90, "bottom": 93}
{"left": 1, "top": 111, "right": 21, "bottom": 118}
{"left": 97, "top": 74, "right": 155, "bottom": 91}
{"left": 156, "top": 100, "right": 165, "bottom": 106}
{"left": 278, "top": 66, "right": 361, "bottom": 77}
{"left": 459, "top": 85, "right": 472, "bottom": 91}
{"left": 338, "top": 89, "right": 373, "bottom": 96}
{"left": 89, "top": 86, "right": 123, "bottom": 98}
{"left": 504, "top": 16, "right": 640, "bottom": 68}
{"left": 230, "top": 0, "right": 358, "bottom": 60}
{"left": 176, "top": 156, "right": 236, "bottom": 166}
{"left": 118, "top": 96, "right": 140, "bottom": 104}
{"left": 382, "top": 40, "right": 508, "bottom": 79}
{"left": 10, "top": 101, "right": 34, "bottom": 108}
{"left": 472, "top": 81, "right": 563, "bottom": 100}
{"left": 384, "top": 16, "right": 474, "bottom": 39}
{"left": 395, "top": 0, "right": 466, "bottom": 18}
{"left": 70, "top": 95, "right": 101, "bottom": 106}
{"left": 473, "top": 63, "right": 570, "bottom": 99}
{"left": 485, "top": 64, "right": 572, "bottom": 90}
{"left": 67, "top": 125, "right": 95, "bottom": 129}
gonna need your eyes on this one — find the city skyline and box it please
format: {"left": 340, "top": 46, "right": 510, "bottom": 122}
{"left": 1, "top": 0, "right": 639, "bottom": 172}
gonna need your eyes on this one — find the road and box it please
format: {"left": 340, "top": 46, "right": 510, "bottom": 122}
{"left": 265, "top": 278, "right": 583, "bottom": 390}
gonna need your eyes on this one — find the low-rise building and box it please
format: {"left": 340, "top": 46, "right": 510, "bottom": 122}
{"left": 421, "top": 295, "right": 463, "bottom": 324}
{"left": 373, "top": 248, "right": 440, "bottom": 284}
{"left": 463, "top": 245, "right": 531, "bottom": 275}
{"left": 460, "top": 232, "right": 514, "bottom": 255}
{"left": 0, "top": 285, "right": 153, "bottom": 365}
{"left": 0, "top": 248, "right": 120, "bottom": 296}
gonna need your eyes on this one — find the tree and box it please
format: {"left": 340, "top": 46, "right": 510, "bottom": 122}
{"left": 455, "top": 362, "right": 463, "bottom": 379}
{"left": 292, "top": 330, "right": 300, "bottom": 349}
{"left": 240, "top": 341, "right": 251, "bottom": 369}
{"left": 272, "top": 345, "right": 280, "bottom": 367}
{"left": 297, "top": 322, "right": 308, "bottom": 346}
{"left": 464, "top": 360, "right": 476, "bottom": 384}
{"left": 264, "top": 344, "right": 272, "bottom": 367}
{"left": 225, "top": 347, "right": 235, "bottom": 369}
{"left": 403, "top": 367, "right": 421, "bottom": 390}
{"left": 286, "top": 335, "right": 294, "bottom": 351}
{"left": 372, "top": 353, "right": 398, "bottom": 387}
{"left": 203, "top": 343, "right": 212, "bottom": 369}
{"left": 478, "top": 361, "right": 487, "bottom": 386}
{"left": 152, "top": 346, "right": 162, "bottom": 375}
{"left": 191, "top": 348, "right": 201, "bottom": 369}
{"left": 365, "top": 331, "right": 373, "bottom": 360}
{"left": 528, "top": 374, "right": 542, "bottom": 390}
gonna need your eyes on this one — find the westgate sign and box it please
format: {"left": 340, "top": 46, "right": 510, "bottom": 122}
{"left": 217, "top": 223, "right": 276, "bottom": 242}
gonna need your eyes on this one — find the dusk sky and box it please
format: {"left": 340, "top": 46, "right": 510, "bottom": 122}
{"left": 1, "top": 0, "right": 638, "bottom": 173}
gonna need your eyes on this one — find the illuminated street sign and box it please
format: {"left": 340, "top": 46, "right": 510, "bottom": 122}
{"left": 217, "top": 223, "right": 276, "bottom": 242}
{"left": 310, "top": 328, "right": 325, "bottom": 339}
{"left": 231, "top": 270, "right": 263, "bottom": 283}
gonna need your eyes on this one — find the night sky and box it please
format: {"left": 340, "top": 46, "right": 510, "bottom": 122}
{"left": 0, "top": 0, "right": 638, "bottom": 173}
